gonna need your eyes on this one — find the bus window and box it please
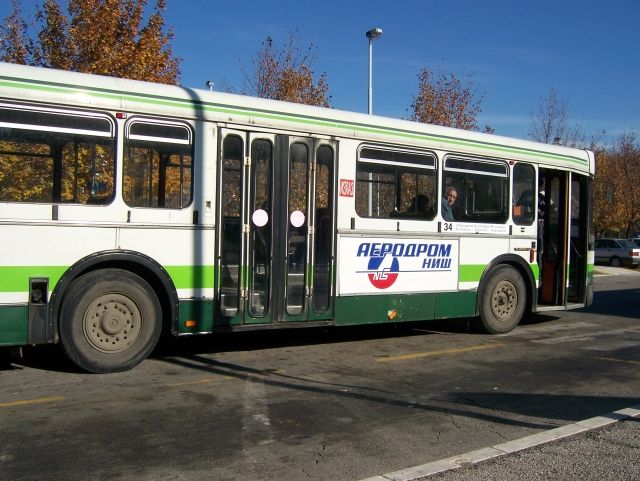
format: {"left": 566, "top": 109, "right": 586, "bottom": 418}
{"left": 286, "top": 142, "right": 309, "bottom": 315}
{"left": 123, "top": 119, "right": 193, "bottom": 208}
{"left": 356, "top": 147, "right": 436, "bottom": 219}
{"left": 513, "top": 163, "right": 536, "bottom": 225}
{"left": 313, "top": 144, "right": 334, "bottom": 313}
{"left": 219, "top": 134, "right": 244, "bottom": 317}
{"left": 442, "top": 157, "right": 509, "bottom": 223}
{"left": 248, "top": 138, "right": 273, "bottom": 317}
{"left": 0, "top": 104, "right": 115, "bottom": 204}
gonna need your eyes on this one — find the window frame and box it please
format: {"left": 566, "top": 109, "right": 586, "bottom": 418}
{"left": 442, "top": 155, "right": 510, "bottom": 224}
{"left": 355, "top": 144, "right": 438, "bottom": 220}
{"left": 512, "top": 162, "right": 536, "bottom": 226}
{"left": 123, "top": 117, "right": 194, "bottom": 209}
{"left": 0, "top": 102, "right": 116, "bottom": 205}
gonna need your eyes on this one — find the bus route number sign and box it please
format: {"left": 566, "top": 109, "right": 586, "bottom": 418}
{"left": 339, "top": 179, "right": 354, "bottom": 197}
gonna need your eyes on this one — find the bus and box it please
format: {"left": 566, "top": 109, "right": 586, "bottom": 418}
{"left": 0, "top": 62, "right": 595, "bottom": 373}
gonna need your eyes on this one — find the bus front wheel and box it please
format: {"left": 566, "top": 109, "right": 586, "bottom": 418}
{"left": 59, "top": 269, "right": 162, "bottom": 373}
{"left": 479, "top": 265, "right": 526, "bottom": 334}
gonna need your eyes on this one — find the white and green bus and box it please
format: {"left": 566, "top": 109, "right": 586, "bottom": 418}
{"left": 0, "top": 62, "right": 595, "bottom": 373}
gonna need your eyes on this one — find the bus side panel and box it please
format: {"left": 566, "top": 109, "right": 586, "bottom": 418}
{"left": 434, "top": 291, "right": 477, "bottom": 319}
{"left": 458, "top": 236, "right": 511, "bottom": 290}
{"left": 333, "top": 290, "right": 477, "bottom": 325}
{"left": 0, "top": 305, "right": 28, "bottom": 345}
{"left": 334, "top": 292, "right": 436, "bottom": 325}
{"left": 117, "top": 226, "right": 215, "bottom": 334}
{"left": 177, "top": 299, "right": 215, "bottom": 334}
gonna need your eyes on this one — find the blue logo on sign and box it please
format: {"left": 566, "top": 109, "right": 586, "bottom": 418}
{"left": 356, "top": 242, "right": 453, "bottom": 289}
{"left": 366, "top": 254, "right": 399, "bottom": 289}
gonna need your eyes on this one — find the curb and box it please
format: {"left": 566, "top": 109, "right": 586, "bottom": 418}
{"left": 359, "top": 404, "right": 640, "bottom": 481}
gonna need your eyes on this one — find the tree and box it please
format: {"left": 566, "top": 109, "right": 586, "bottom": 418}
{"left": 529, "top": 88, "right": 584, "bottom": 147}
{"left": 243, "top": 32, "right": 330, "bottom": 107}
{"left": 0, "top": 0, "right": 31, "bottom": 64}
{"left": 593, "top": 132, "right": 640, "bottom": 237}
{"left": 409, "top": 66, "right": 483, "bottom": 131}
{"left": 0, "top": 0, "right": 180, "bottom": 84}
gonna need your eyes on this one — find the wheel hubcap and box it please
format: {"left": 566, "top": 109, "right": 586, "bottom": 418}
{"left": 84, "top": 293, "right": 142, "bottom": 353}
{"left": 491, "top": 280, "right": 517, "bottom": 321}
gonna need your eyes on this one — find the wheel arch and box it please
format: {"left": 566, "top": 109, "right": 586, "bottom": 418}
{"left": 475, "top": 254, "right": 537, "bottom": 317}
{"left": 50, "top": 250, "right": 179, "bottom": 342}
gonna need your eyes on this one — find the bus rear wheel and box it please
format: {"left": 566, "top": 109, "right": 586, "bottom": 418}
{"left": 59, "top": 269, "right": 162, "bottom": 373}
{"left": 479, "top": 265, "right": 526, "bottom": 334}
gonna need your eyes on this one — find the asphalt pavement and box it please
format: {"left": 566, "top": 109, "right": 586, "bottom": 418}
{"left": 361, "top": 406, "right": 640, "bottom": 481}
{"left": 362, "top": 265, "right": 640, "bottom": 481}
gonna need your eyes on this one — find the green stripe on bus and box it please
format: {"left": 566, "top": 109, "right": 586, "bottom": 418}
{"left": 531, "top": 263, "right": 540, "bottom": 280}
{"left": 0, "top": 266, "right": 67, "bottom": 292}
{"left": 459, "top": 265, "right": 486, "bottom": 283}
{"left": 0, "top": 76, "right": 589, "bottom": 167}
{"left": 164, "top": 265, "right": 214, "bottom": 289}
{"left": 0, "top": 265, "right": 214, "bottom": 292}
{"left": 459, "top": 263, "right": 539, "bottom": 283}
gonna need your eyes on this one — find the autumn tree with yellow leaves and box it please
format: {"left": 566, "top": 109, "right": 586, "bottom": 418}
{"left": 410, "top": 66, "right": 484, "bottom": 131}
{"left": 0, "top": 0, "right": 182, "bottom": 205}
{"left": 1, "top": 0, "right": 180, "bottom": 84}
{"left": 243, "top": 32, "right": 330, "bottom": 108}
{"left": 593, "top": 133, "right": 640, "bottom": 237}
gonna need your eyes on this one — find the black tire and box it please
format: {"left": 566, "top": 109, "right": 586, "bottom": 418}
{"left": 59, "top": 269, "right": 162, "bottom": 373}
{"left": 478, "top": 265, "right": 526, "bottom": 334}
{"left": 610, "top": 257, "right": 621, "bottom": 268}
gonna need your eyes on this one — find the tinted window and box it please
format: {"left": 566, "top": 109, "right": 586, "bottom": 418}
{"left": 123, "top": 120, "right": 193, "bottom": 208}
{"left": 442, "top": 157, "right": 509, "bottom": 223}
{"left": 0, "top": 105, "right": 115, "bottom": 204}
{"left": 356, "top": 147, "right": 437, "bottom": 220}
{"left": 513, "top": 163, "right": 536, "bottom": 225}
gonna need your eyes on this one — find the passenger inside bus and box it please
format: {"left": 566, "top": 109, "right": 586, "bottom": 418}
{"left": 513, "top": 189, "right": 535, "bottom": 224}
{"left": 391, "top": 194, "right": 433, "bottom": 219}
{"left": 441, "top": 186, "right": 457, "bottom": 221}
{"left": 411, "top": 194, "right": 433, "bottom": 218}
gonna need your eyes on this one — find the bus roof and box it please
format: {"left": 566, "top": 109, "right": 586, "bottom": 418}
{"left": 0, "top": 62, "right": 594, "bottom": 174}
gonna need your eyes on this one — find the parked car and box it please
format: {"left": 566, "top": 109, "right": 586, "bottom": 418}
{"left": 594, "top": 238, "right": 640, "bottom": 268}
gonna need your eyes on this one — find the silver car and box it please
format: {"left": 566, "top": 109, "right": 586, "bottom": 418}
{"left": 594, "top": 238, "right": 640, "bottom": 268}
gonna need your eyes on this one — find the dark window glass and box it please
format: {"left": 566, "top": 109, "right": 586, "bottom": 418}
{"left": 129, "top": 122, "right": 190, "bottom": 142}
{"left": 0, "top": 106, "right": 115, "bottom": 204}
{"left": 286, "top": 142, "right": 309, "bottom": 315}
{"left": 248, "top": 138, "right": 273, "bottom": 317}
{"left": 123, "top": 121, "right": 193, "bottom": 208}
{"left": 356, "top": 147, "right": 437, "bottom": 220}
{"left": 313, "top": 144, "right": 334, "bottom": 313}
{"left": 513, "top": 163, "right": 536, "bottom": 225}
{"left": 0, "top": 107, "right": 112, "bottom": 133}
{"left": 442, "top": 157, "right": 509, "bottom": 223}
{"left": 219, "top": 134, "right": 244, "bottom": 317}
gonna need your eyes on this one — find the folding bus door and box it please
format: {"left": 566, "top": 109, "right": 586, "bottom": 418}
{"left": 567, "top": 173, "right": 589, "bottom": 304}
{"left": 538, "top": 168, "right": 569, "bottom": 306}
{"left": 216, "top": 129, "right": 335, "bottom": 326}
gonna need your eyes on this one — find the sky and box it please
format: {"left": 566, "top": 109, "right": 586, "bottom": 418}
{"left": 2, "top": 0, "right": 639, "bottom": 144}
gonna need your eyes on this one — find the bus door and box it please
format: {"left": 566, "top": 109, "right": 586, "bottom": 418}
{"left": 567, "top": 174, "right": 590, "bottom": 304}
{"left": 216, "top": 129, "right": 335, "bottom": 325}
{"left": 538, "top": 169, "right": 568, "bottom": 306}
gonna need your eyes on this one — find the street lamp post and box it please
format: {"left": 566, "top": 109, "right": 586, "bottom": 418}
{"left": 366, "top": 27, "right": 383, "bottom": 115}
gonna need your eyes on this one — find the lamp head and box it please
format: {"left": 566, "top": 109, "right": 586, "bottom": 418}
{"left": 366, "top": 28, "right": 383, "bottom": 39}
